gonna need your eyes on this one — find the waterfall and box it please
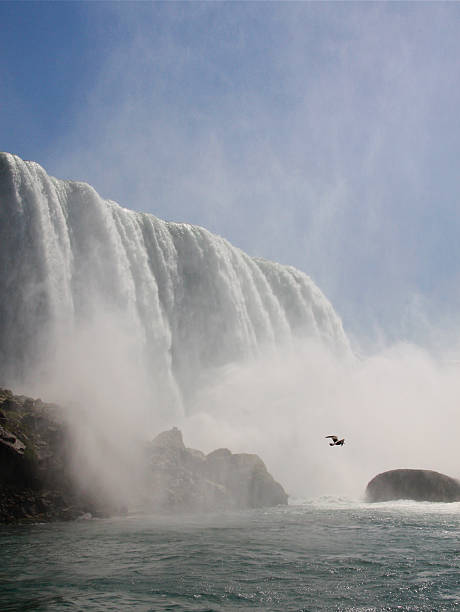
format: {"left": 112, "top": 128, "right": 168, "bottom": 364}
{"left": 0, "top": 153, "right": 349, "bottom": 420}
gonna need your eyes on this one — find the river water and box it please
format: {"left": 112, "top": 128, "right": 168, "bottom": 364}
{"left": 1, "top": 498, "right": 459, "bottom": 611}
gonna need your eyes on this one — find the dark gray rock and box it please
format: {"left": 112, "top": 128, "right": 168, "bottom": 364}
{"left": 365, "top": 469, "right": 460, "bottom": 503}
{"left": 0, "top": 387, "right": 119, "bottom": 523}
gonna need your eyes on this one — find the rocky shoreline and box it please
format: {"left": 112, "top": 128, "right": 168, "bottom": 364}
{"left": 0, "top": 387, "right": 111, "bottom": 523}
{"left": 0, "top": 387, "right": 287, "bottom": 523}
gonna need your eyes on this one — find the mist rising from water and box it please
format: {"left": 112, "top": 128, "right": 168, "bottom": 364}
{"left": 181, "top": 340, "right": 460, "bottom": 499}
{"left": 1, "top": 152, "right": 459, "bottom": 505}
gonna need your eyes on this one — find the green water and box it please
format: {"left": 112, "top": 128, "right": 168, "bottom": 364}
{"left": 1, "top": 499, "right": 459, "bottom": 611}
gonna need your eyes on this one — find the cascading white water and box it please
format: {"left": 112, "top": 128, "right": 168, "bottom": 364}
{"left": 0, "top": 152, "right": 349, "bottom": 420}
{"left": 3, "top": 153, "right": 460, "bottom": 502}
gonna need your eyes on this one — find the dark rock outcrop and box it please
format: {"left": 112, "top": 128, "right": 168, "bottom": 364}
{"left": 0, "top": 387, "right": 115, "bottom": 523}
{"left": 1, "top": 388, "right": 288, "bottom": 522}
{"left": 144, "top": 427, "right": 288, "bottom": 512}
{"left": 365, "top": 469, "right": 460, "bottom": 503}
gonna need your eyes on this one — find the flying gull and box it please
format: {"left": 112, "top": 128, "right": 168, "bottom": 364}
{"left": 325, "top": 435, "right": 345, "bottom": 446}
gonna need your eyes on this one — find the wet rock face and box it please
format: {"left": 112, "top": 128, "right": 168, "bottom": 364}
{"left": 0, "top": 388, "right": 116, "bottom": 523}
{"left": 145, "top": 427, "right": 288, "bottom": 513}
{"left": 365, "top": 469, "right": 460, "bottom": 503}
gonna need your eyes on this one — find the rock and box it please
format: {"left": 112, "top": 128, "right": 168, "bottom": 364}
{"left": 0, "top": 387, "right": 114, "bottom": 523}
{"left": 365, "top": 469, "right": 460, "bottom": 503}
{"left": 151, "top": 426, "right": 184, "bottom": 450}
{"left": 203, "top": 448, "right": 287, "bottom": 509}
{"left": 144, "top": 428, "right": 288, "bottom": 513}
{"left": 0, "top": 387, "right": 288, "bottom": 521}
{"left": 0, "top": 425, "right": 25, "bottom": 454}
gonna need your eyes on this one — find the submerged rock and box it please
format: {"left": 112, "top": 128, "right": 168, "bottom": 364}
{"left": 144, "top": 427, "right": 288, "bottom": 513}
{"left": 365, "top": 469, "right": 460, "bottom": 503}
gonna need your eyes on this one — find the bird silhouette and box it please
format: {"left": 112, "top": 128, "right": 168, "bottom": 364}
{"left": 325, "top": 435, "right": 345, "bottom": 446}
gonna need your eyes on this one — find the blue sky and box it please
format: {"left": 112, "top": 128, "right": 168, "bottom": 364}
{"left": 2, "top": 1, "right": 460, "bottom": 350}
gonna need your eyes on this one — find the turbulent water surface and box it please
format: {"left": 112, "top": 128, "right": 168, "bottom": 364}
{"left": 1, "top": 499, "right": 459, "bottom": 611}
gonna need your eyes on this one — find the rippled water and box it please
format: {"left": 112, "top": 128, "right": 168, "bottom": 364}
{"left": 1, "top": 499, "right": 459, "bottom": 611}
